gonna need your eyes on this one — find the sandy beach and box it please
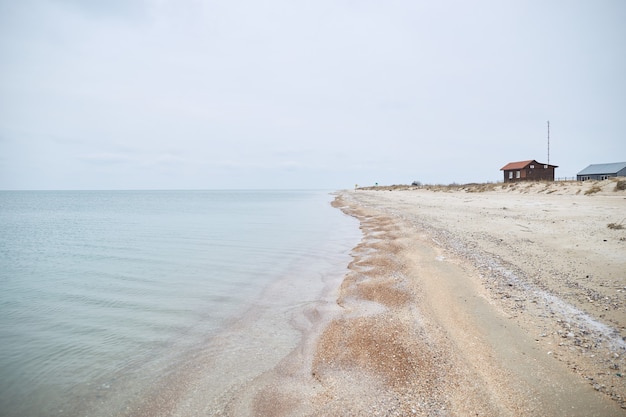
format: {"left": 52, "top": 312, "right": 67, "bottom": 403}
{"left": 243, "top": 179, "right": 626, "bottom": 416}
{"left": 121, "top": 180, "right": 626, "bottom": 416}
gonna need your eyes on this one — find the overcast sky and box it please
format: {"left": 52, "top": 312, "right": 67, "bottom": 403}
{"left": 1, "top": 0, "right": 624, "bottom": 189}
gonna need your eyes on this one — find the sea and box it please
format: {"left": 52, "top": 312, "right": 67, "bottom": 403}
{"left": 0, "top": 190, "right": 360, "bottom": 416}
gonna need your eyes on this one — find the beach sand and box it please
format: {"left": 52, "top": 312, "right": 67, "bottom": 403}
{"left": 242, "top": 179, "right": 625, "bottom": 416}
{"left": 124, "top": 180, "right": 626, "bottom": 416}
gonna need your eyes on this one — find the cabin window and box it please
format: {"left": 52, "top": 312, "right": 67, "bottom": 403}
{"left": 509, "top": 171, "right": 513, "bottom": 179}
{"left": 530, "top": 164, "right": 534, "bottom": 169}
{"left": 544, "top": 165, "right": 548, "bottom": 169}
{"left": 516, "top": 171, "right": 521, "bottom": 179}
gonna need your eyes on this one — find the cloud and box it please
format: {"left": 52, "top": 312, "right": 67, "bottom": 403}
{"left": 51, "top": 0, "right": 146, "bottom": 19}
{"left": 79, "top": 152, "right": 131, "bottom": 164}
{"left": 0, "top": 0, "right": 624, "bottom": 189}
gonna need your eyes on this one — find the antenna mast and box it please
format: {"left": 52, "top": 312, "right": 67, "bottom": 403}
{"left": 547, "top": 120, "right": 550, "bottom": 165}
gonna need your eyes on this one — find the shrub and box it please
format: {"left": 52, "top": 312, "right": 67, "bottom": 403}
{"left": 615, "top": 180, "right": 626, "bottom": 191}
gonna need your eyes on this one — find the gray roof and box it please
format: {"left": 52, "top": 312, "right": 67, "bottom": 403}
{"left": 577, "top": 162, "right": 626, "bottom": 176}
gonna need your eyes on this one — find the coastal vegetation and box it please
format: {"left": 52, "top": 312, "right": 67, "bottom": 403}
{"left": 356, "top": 178, "right": 626, "bottom": 196}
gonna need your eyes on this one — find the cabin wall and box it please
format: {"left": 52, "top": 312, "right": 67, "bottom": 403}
{"left": 503, "top": 164, "right": 555, "bottom": 182}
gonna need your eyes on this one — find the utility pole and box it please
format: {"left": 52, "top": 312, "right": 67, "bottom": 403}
{"left": 547, "top": 120, "right": 550, "bottom": 165}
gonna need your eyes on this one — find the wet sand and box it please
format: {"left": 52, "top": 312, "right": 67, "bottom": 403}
{"left": 245, "top": 180, "right": 625, "bottom": 416}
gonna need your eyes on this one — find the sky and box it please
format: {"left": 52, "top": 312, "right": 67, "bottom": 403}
{"left": 1, "top": 0, "right": 624, "bottom": 190}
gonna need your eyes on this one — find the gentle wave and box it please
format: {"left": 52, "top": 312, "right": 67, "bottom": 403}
{"left": 0, "top": 190, "right": 359, "bottom": 417}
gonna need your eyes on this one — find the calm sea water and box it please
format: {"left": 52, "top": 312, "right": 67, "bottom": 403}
{"left": 0, "top": 190, "right": 359, "bottom": 416}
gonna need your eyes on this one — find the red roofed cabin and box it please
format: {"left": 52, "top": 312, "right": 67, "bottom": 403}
{"left": 500, "top": 160, "right": 558, "bottom": 183}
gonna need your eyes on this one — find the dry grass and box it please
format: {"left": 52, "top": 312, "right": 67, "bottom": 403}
{"left": 607, "top": 219, "right": 625, "bottom": 230}
{"left": 584, "top": 185, "right": 602, "bottom": 195}
{"left": 465, "top": 183, "right": 499, "bottom": 193}
{"left": 355, "top": 179, "right": 626, "bottom": 195}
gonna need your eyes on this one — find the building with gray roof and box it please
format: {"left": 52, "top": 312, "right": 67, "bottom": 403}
{"left": 577, "top": 162, "right": 626, "bottom": 181}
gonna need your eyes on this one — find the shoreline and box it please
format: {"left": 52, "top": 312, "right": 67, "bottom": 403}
{"left": 48, "top": 191, "right": 361, "bottom": 417}
{"left": 313, "top": 184, "right": 625, "bottom": 415}
{"left": 243, "top": 182, "right": 626, "bottom": 415}
{"left": 81, "top": 183, "right": 625, "bottom": 416}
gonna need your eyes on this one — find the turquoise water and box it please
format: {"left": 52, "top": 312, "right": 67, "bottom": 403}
{"left": 0, "top": 190, "right": 359, "bottom": 416}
